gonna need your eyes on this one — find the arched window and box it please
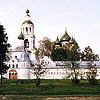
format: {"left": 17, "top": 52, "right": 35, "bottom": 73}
{"left": 12, "top": 64, "right": 14, "bottom": 68}
{"left": 16, "top": 64, "right": 18, "bottom": 68}
{"left": 30, "top": 27, "right": 31, "bottom": 32}
{"left": 9, "top": 70, "right": 17, "bottom": 80}
{"left": 26, "top": 27, "right": 28, "bottom": 33}
{"left": 24, "top": 39, "right": 29, "bottom": 48}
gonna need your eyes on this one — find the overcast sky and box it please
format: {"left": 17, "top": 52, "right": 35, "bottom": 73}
{"left": 0, "top": 0, "right": 100, "bottom": 55}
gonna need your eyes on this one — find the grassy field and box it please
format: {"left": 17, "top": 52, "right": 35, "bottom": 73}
{"left": 0, "top": 79, "right": 100, "bottom": 95}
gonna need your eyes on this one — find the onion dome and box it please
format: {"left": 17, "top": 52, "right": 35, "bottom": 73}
{"left": 18, "top": 32, "right": 24, "bottom": 40}
{"left": 55, "top": 36, "right": 62, "bottom": 47}
{"left": 60, "top": 31, "right": 71, "bottom": 42}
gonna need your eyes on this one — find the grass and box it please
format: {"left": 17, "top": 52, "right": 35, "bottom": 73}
{"left": 0, "top": 79, "right": 100, "bottom": 95}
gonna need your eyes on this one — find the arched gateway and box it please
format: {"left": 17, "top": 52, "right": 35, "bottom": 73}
{"left": 9, "top": 70, "right": 17, "bottom": 80}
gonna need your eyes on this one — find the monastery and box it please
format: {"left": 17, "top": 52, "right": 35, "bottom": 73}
{"left": 4, "top": 10, "right": 100, "bottom": 80}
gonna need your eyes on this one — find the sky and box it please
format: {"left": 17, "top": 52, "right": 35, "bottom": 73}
{"left": 0, "top": 0, "right": 100, "bottom": 55}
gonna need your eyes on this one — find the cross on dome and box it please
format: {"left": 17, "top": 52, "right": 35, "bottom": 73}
{"left": 26, "top": 9, "right": 30, "bottom": 16}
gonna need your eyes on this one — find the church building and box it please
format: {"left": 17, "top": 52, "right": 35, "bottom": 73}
{"left": 4, "top": 10, "right": 100, "bottom": 80}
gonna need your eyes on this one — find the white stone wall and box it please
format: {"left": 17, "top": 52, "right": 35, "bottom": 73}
{"left": 3, "top": 67, "right": 100, "bottom": 80}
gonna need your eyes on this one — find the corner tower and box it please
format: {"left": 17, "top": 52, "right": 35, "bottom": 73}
{"left": 18, "top": 10, "right": 35, "bottom": 51}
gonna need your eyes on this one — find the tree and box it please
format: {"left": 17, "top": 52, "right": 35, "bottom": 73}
{"left": 38, "top": 37, "right": 53, "bottom": 58}
{"left": 65, "top": 61, "right": 81, "bottom": 84}
{"left": 81, "top": 46, "right": 99, "bottom": 84}
{"left": 0, "top": 24, "right": 10, "bottom": 85}
{"left": 51, "top": 47, "right": 71, "bottom": 61}
{"left": 86, "top": 63, "right": 97, "bottom": 85}
{"left": 81, "top": 46, "right": 99, "bottom": 61}
{"left": 69, "top": 38, "right": 80, "bottom": 61}
{"left": 51, "top": 36, "right": 80, "bottom": 61}
{"left": 33, "top": 57, "right": 48, "bottom": 87}
{"left": 64, "top": 39, "right": 81, "bottom": 84}
{"left": 31, "top": 48, "right": 49, "bottom": 87}
{"left": 70, "top": 61, "right": 80, "bottom": 84}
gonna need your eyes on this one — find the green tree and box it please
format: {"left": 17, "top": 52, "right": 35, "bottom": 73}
{"left": 51, "top": 47, "right": 72, "bottom": 61}
{"left": 69, "top": 38, "right": 80, "bottom": 61}
{"left": 0, "top": 24, "right": 10, "bottom": 85}
{"left": 81, "top": 46, "right": 99, "bottom": 84}
{"left": 31, "top": 48, "right": 49, "bottom": 87}
{"left": 51, "top": 36, "right": 80, "bottom": 61}
{"left": 70, "top": 61, "right": 80, "bottom": 84}
{"left": 64, "top": 38, "right": 81, "bottom": 84}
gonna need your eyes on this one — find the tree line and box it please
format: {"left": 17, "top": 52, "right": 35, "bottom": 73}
{"left": 0, "top": 24, "right": 99, "bottom": 87}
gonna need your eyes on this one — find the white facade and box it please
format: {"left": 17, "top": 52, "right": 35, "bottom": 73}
{"left": 4, "top": 10, "right": 100, "bottom": 80}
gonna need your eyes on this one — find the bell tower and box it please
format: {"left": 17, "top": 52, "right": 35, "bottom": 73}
{"left": 18, "top": 10, "right": 35, "bottom": 51}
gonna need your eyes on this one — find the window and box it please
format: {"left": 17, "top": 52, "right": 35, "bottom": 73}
{"left": 16, "top": 64, "right": 18, "bottom": 68}
{"left": 9, "top": 73, "right": 11, "bottom": 75}
{"left": 24, "top": 39, "right": 29, "bottom": 48}
{"left": 12, "top": 73, "right": 14, "bottom": 75}
{"left": 15, "top": 73, "right": 17, "bottom": 75}
{"left": 8, "top": 64, "right": 10, "bottom": 68}
{"left": 12, "top": 64, "right": 14, "bottom": 68}
{"left": 26, "top": 27, "right": 28, "bottom": 32}
{"left": 30, "top": 27, "right": 31, "bottom": 32}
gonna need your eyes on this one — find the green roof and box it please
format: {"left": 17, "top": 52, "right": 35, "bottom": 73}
{"left": 55, "top": 36, "right": 62, "bottom": 46}
{"left": 60, "top": 31, "right": 71, "bottom": 42}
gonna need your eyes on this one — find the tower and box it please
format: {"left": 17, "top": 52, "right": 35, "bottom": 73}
{"left": 18, "top": 10, "right": 35, "bottom": 51}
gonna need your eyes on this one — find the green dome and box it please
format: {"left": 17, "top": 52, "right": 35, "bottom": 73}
{"left": 60, "top": 31, "right": 71, "bottom": 42}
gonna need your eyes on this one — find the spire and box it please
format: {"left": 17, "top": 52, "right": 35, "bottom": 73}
{"left": 65, "top": 26, "right": 67, "bottom": 33}
{"left": 55, "top": 36, "right": 60, "bottom": 44}
{"left": 60, "top": 28, "right": 71, "bottom": 42}
{"left": 26, "top": 9, "right": 30, "bottom": 17}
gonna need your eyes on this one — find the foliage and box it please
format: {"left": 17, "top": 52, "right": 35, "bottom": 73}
{"left": 70, "top": 62, "right": 80, "bottom": 84}
{"left": 69, "top": 38, "right": 80, "bottom": 61}
{"left": 81, "top": 46, "right": 99, "bottom": 84}
{"left": 51, "top": 47, "right": 70, "bottom": 61}
{"left": 86, "top": 62, "right": 97, "bottom": 85}
{"left": 0, "top": 24, "right": 10, "bottom": 85}
{"left": 38, "top": 37, "right": 53, "bottom": 57}
{"left": 81, "top": 46, "right": 99, "bottom": 61}
{"left": 65, "top": 61, "right": 80, "bottom": 84}
{"left": 33, "top": 59, "right": 48, "bottom": 87}
{"left": 51, "top": 38, "right": 80, "bottom": 61}
{"left": 31, "top": 49, "right": 49, "bottom": 87}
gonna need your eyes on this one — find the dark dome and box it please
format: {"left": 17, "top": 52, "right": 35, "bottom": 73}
{"left": 22, "top": 20, "right": 33, "bottom": 25}
{"left": 18, "top": 32, "right": 24, "bottom": 40}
